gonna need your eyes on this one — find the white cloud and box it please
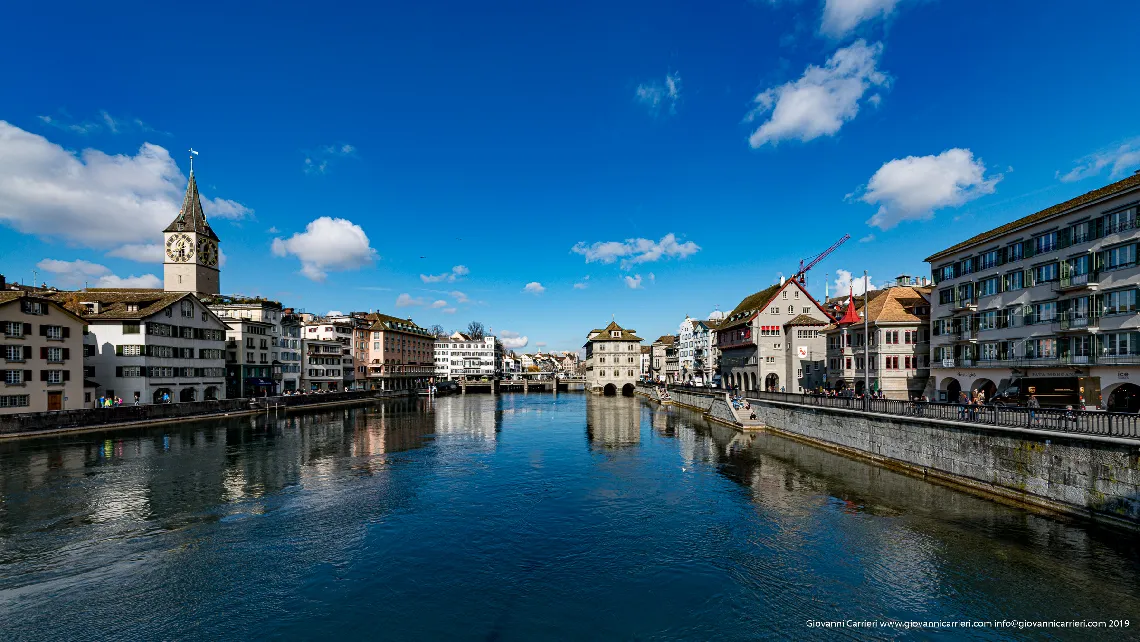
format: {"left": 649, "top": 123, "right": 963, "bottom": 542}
{"left": 745, "top": 40, "right": 888, "bottom": 148}
{"left": 856, "top": 148, "right": 1001, "bottom": 229}
{"left": 395, "top": 293, "right": 426, "bottom": 308}
{"left": 500, "top": 330, "right": 529, "bottom": 350}
{"left": 1058, "top": 138, "right": 1140, "bottom": 183}
{"left": 523, "top": 282, "right": 545, "bottom": 295}
{"left": 536, "top": 342, "right": 547, "bottom": 348}
{"left": 420, "top": 265, "right": 469, "bottom": 283}
{"left": 107, "top": 243, "right": 164, "bottom": 263}
{"left": 635, "top": 72, "right": 682, "bottom": 116}
{"left": 430, "top": 299, "right": 448, "bottom": 308}
{"left": 38, "top": 110, "right": 161, "bottom": 136}
{"left": 442, "top": 307, "right": 457, "bottom": 314}
{"left": 625, "top": 274, "right": 643, "bottom": 289}
{"left": 858, "top": 233, "right": 875, "bottom": 243}
{"left": 571, "top": 233, "right": 700, "bottom": 270}
{"left": 0, "top": 121, "right": 250, "bottom": 248}
{"left": 834, "top": 269, "right": 877, "bottom": 296}
{"left": 271, "top": 216, "right": 377, "bottom": 281}
{"left": 201, "top": 197, "right": 252, "bottom": 220}
{"left": 450, "top": 290, "right": 470, "bottom": 303}
{"left": 36, "top": 258, "right": 161, "bottom": 289}
{"left": 303, "top": 143, "right": 357, "bottom": 175}
{"left": 573, "top": 282, "right": 588, "bottom": 290}
{"left": 821, "top": 0, "right": 902, "bottom": 38}
{"left": 648, "top": 272, "right": 655, "bottom": 283}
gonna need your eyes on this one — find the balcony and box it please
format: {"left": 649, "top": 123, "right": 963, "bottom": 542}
{"left": 1056, "top": 313, "right": 1100, "bottom": 333}
{"left": 1053, "top": 272, "right": 1098, "bottom": 293}
{"left": 956, "top": 328, "right": 977, "bottom": 342}
{"left": 949, "top": 297, "right": 976, "bottom": 314}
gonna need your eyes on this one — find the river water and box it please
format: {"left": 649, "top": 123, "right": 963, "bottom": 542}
{"left": 1, "top": 393, "right": 1138, "bottom": 640}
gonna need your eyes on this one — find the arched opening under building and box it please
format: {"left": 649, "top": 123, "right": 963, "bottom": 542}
{"left": 834, "top": 379, "right": 848, "bottom": 391}
{"left": 942, "top": 377, "right": 961, "bottom": 403}
{"left": 765, "top": 373, "right": 779, "bottom": 392}
{"left": 749, "top": 372, "right": 757, "bottom": 391}
{"left": 603, "top": 383, "right": 617, "bottom": 397}
{"left": 179, "top": 388, "right": 196, "bottom": 403}
{"left": 204, "top": 386, "right": 219, "bottom": 401}
{"left": 972, "top": 378, "right": 997, "bottom": 403}
{"left": 152, "top": 388, "right": 173, "bottom": 404}
{"left": 621, "top": 383, "right": 635, "bottom": 397}
{"left": 855, "top": 380, "right": 865, "bottom": 395}
{"left": 1107, "top": 383, "right": 1140, "bottom": 413}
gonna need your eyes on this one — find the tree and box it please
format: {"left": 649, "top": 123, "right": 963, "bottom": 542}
{"left": 466, "top": 321, "right": 485, "bottom": 339}
{"left": 428, "top": 324, "right": 447, "bottom": 338}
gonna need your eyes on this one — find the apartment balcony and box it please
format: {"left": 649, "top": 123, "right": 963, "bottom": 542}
{"left": 1053, "top": 272, "right": 1099, "bottom": 293}
{"left": 955, "top": 328, "right": 977, "bottom": 342}
{"left": 949, "top": 297, "right": 977, "bottom": 314}
{"left": 1056, "top": 313, "right": 1100, "bottom": 333}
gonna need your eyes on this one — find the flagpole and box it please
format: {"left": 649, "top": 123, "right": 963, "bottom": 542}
{"left": 863, "top": 270, "right": 870, "bottom": 410}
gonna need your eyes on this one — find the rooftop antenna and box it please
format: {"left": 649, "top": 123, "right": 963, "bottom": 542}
{"left": 189, "top": 148, "right": 199, "bottom": 174}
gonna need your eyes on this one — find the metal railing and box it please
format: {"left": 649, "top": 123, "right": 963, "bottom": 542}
{"left": 745, "top": 390, "right": 1140, "bottom": 439}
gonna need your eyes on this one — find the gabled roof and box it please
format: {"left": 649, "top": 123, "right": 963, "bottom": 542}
{"left": 42, "top": 289, "right": 224, "bottom": 325}
{"left": 829, "top": 286, "right": 930, "bottom": 330}
{"left": 653, "top": 335, "right": 676, "bottom": 346}
{"left": 0, "top": 291, "right": 88, "bottom": 325}
{"left": 365, "top": 312, "right": 432, "bottom": 336}
{"left": 925, "top": 173, "right": 1140, "bottom": 262}
{"left": 586, "top": 320, "right": 642, "bottom": 342}
{"left": 163, "top": 172, "right": 220, "bottom": 241}
{"left": 785, "top": 314, "right": 828, "bottom": 327}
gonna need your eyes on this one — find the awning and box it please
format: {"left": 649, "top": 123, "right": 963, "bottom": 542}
{"left": 246, "top": 378, "right": 275, "bottom": 387}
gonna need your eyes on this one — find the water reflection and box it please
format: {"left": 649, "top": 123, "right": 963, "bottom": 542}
{"left": 586, "top": 395, "right": 641, "bottom": 448}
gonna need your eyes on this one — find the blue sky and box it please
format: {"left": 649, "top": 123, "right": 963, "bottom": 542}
{"left": 2, "top": 1, "right": 1139, "bottom": 352}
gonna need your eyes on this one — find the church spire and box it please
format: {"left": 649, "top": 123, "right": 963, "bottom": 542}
{"left": 163, "top": 167, "right": 219, "bottom": 241}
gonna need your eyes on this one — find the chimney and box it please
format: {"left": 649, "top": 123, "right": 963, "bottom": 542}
{"left": 779, "top": 275, "right": 785, "bottom": 286}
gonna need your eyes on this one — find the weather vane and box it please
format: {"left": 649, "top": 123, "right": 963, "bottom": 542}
{"left": 189, "top": 148, "right": 199, "bottom": 173}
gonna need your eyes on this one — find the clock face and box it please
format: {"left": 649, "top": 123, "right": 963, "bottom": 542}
{"left": 197, "top": 237, "right": 219, "bottom": 267}
{"left": 166, "top": 233, "right": 194, "bottom": 262}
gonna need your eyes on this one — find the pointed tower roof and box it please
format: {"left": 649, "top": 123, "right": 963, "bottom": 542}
{"left": 164, "top": 172, "right": 219, "bottom": 241}
{"left": 837, "top": 287, "right": 861, "bottom": 326}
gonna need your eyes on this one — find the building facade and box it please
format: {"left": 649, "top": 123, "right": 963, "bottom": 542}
{"left": 302, "top": 338, "right": 344, "bottom": 391}
{"left": 649, "top": 335, "right": 674, "bottom": 383}
{"left": 678, "top": 316, "right": 720, "bottom": 385}
{"left": 1, "top": 292, "right": 86, "bottom": 413}
{"left": 824, "top": 282, "right": 932, "bottom": 400}
{"left": 62, "top": 291, "right": 228, "bottom": 404}
{"left": 363, "top": 313, "right": 435, "bottom": 390}
{"left": 210, "top": 299, "right": 293, "bottom": 397}
{"left": 925, "top": 174, "right": 1140, "bottom": 410}
{"left": 716, "top": 278, "right": 831, "bottom": 393}
{"left": 584, "top": 321, "right": 643, "bottom": 395}
{"left": 434, "top": 332, "right": 503, "bottom": 381}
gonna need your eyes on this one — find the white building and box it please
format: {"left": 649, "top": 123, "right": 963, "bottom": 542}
{"left": 584, "top": 321, "right": 643, "bottom": 395}
{"left": 434, "top": 332, "right": 503, "bottom": 380}
{"left": 678, "top": 316, "right": 719, "bottom": 385}
{"left": 208, "top": 298, "right": 301, "bottom": 396}
{"left": 304, "top": 319, "right": 360, "bottom": 389}
{"left": 64, "top": 291, "right": 228, "bottom": 404}
{"left": 302, "top": 338, "right": 344, "bottom": 391}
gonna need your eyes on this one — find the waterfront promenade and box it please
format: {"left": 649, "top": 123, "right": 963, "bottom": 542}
{"left": 0, "top": 393, "right": 1137, "bottom": 640}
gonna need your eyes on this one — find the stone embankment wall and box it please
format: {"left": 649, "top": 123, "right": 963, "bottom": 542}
{"left": 0, "top": 389, "right": 413, "bottom": 437}
{"left": 706, "top": 397, "right": 740, "bottom": 426}
{"left": 750, "top": 398, "right": 1140, "bottom": 529}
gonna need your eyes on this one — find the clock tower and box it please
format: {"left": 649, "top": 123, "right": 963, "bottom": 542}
{"left": 163, "top": 169, "right": 221, "bottom": 295}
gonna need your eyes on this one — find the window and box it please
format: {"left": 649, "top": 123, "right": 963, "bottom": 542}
{"left": 5, "top": 345, "right": 25, "bottom": 362}
{"left": 1104, "top": 207, "right": 1137, "bottom": 235}
{"left": 4, "top": 370, "right": 25, "bottom": 384}
{"left": 978, "top": 310, "right": 999, "bottom": 331}
{"left": 4, "top": 322, "right": 25, "bottom": 337}
{"left": 937, "top": 264, "right": 955, "bottom": 282}
{"left": 1103, "top": 289, "right": 1137, "bottom": 315}
{"left": 46, "top": 347, "right": 63, "bottom": 362}
{"left": 1024, "top": 338, "right": 1057, "bottom": 360}
{"left": 958, "top": 257, "right": 974, "bottom": 276}
{"left": 1101, "top": 244, "right": 1137, "bottom": 271}
{"left": 181, "top": 300, "right": 194, "bottom": 318}
{"left": 1071, "top": 220, "right": 1093, "bottom": 245}
{"left": 119, "top": 366, "right": 143, "bottom": 378}
{"left": 1101, "top": 332, "right": 1138, "bottom": 356}
{"left": 939, "top": 289, "right": 954, "bottom": 305}
{"left": 0, "top": 395, "right": 29, "bottom": 408}
{"left": 1003, "top": 270, "right": 1024, "bottom": 292}
{"left": 44, "top": 325, "right": 63, "bottom": 340}
{"left": 1007, "top": 242, "right": 1024, "bottom": 263}
{"left": 21, "top": 300, "right": 46, "bottom": 315}
{"left": 977, "top": 276, "right": 999, "bottom": 297}
{"left": 771, "top": 307, "right": 779, "bottom": 314}
{"left": 1034, "top": 232, "right": 1057, "bottom": 255}
{"left": 803, "top": 307, "right": 810, "bottom": 314}
{"left": 979, "top": 249, "right": 1001, "bottom": 270}
{"left": 904, "top": 356, "right": 912, "bottom": 369}
{"left": 1032, "top": 262, "right": 1058, "bottom": 284}
{"left": 46, "top": 370, "right": 64, "bottom": 384}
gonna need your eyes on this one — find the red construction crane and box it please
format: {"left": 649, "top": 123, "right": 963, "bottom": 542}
{"left": 793, "top": 234, "right": 850, "bottom": 285}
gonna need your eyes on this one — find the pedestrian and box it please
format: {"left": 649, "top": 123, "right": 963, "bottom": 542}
{"left": 1028, "top": 394, "right": 1040, "bottom": 426}
{"left": 97, "top": 395, "right": 105, "bottom": 409}
{"left": 958, "top": 390, "right": 969, "bottom": 420}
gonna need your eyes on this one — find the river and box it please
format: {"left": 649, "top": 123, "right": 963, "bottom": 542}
{"left": 1, "top": 393, "right": 1138, "bottom": 640}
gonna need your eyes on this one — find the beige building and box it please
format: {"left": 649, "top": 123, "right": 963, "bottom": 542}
{"left": 584, "top": 321, "right": 643, "bottom": 395}
{"left": 363, "top": 313, "right": 435, "bottom": 391}
{"left": 925, "top": 173, "right": 1140, "bottom": 410}
{"left": 1, "top": 291, "right": 87, "bottom": 413}
{"left": 824, "top": 281, "right": 932, "bottom": 399}
{"left": 717, "top": 278, "right": 831, "bottom": 393}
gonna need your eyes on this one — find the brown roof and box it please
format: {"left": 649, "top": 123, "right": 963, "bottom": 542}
{"left": 366, "top": 312, "right": 432, "bottom": 336}
{"left": 925, "top": 173, "right": 1140, "bottom": 263}
{"left": 0, "top": 291, "right": 88, "bottom": 325}
{"left": 640, "top": 345, "right": 652, "bottom": 354}
{"left": 163, "top": 172, "right": 220, "bottom": 241}
{"left": 827, "top": 286, "right": 930, "bottom": 330}
{"left": 785, "top": 313, "right": 828, "bottom": 327}
{"left": 40, "top": 289, "right": 221, "bottom": 324}
{"left": 587, "top": 320, "right": 643, "bottom": 342}
{"left": 717, "top": 283, "right": 783, "bottom": 331}
{"left": 653, "top": 335, "right": 676, "bottom": 345}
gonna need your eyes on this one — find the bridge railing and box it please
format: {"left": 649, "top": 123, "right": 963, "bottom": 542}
{"left": 744, "top": 390, "right": 1140, "bottom": 440}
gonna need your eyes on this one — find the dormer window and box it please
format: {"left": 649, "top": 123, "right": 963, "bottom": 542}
{"left": 126, "top": 303, "right": 139, "bottom": 313}
{"left": 610, "top": 330, "right": 621, "bottom": 338}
